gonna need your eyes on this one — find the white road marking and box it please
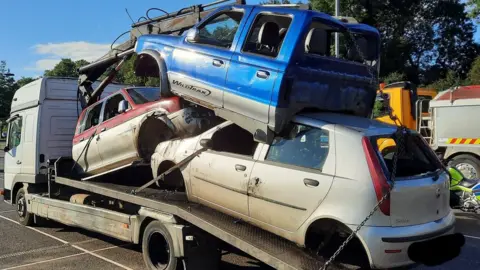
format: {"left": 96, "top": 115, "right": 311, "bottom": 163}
{"left": 465, "top": 234, "right": 480, "bottom": 240}
{"left": 1, "top": 244, "right": 131, "bottom": 270}
{"left": 0, "top": 215, "right": 133, "bottom": 270}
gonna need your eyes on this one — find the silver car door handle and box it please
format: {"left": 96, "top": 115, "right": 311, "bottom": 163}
{"left": 256, "top": 70, "right": 270, "bottom": 79}
{"left": 16, "top": 160, "right": 22, "bottom": 165}
{"left": 304, "top": 178, "right": 319, "bottom": 187}
{"left": 235, "top": 164, "right": 246, "bottom": 171}
{"left": 212, "top": 59, "right": 224, "bottom": 67}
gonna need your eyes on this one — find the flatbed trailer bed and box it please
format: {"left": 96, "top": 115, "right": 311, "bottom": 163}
{"left": 48, "top": 175, "right": 347, "bottom": 270}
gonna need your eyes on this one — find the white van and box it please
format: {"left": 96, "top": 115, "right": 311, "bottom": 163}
{"left": 2, "top": 77, "right": 128, "bottom": 203}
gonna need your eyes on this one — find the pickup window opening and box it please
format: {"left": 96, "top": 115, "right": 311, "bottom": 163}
{"left": 242, "top": 13, "right": 293, "bottom": 58}
{"left": 82, "top": 102, "right": 103, "bottom": 133}
{"left": 266, "top": 123, "right": 329, "bottom": 171}
{"left": 194, "top": 10, "right": 244, "bottom": 49}
{"left": 103, "top": 93, "right": 131, "bottom": 122}
{"left": 210, "top": 124, "right": 257, "bottom": 157}
{"left": 303, "top": 21, "right": 378, "bottom": 66}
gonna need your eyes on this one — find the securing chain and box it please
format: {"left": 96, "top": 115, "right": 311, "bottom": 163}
{"left": 319, "top": 28, "right": 409, "bottom": 270}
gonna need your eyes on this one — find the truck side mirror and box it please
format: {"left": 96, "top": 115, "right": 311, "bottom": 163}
{"left": 186, "top": 29, "right": 200, "bottom": 43}
{"left": 118, "top": 100, "right": 128, "bottom": 114}
{"left": 199, "top": 138, "right": 213, "bottom": 149}
{"left": 3, "top": 145, "right": 10, "bottom": 152}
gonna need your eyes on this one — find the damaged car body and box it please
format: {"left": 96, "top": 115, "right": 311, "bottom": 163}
{"left": 72, "top": 87, "right": 217, "bottom": 179}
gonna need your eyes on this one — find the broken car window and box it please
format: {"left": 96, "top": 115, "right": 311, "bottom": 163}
{"left": 196, "top": 11, "right": 244, "bottom": 49}
{"left": 127, "top": 88, "right": 161, "bottom": 105}
{"left": 243, "top": 14, "right": 293, "bottom": 58}
{"left": 266, "top": 124, "right": 329, "bottom": 171}
{"left": 103, "top": 94, "right": 130, "bottom": 121}
{"left": 83, "top": 102, "right": 103, "bottom": 131}
{"left": 210, "top": 124, "right": 257, "bottom": 157}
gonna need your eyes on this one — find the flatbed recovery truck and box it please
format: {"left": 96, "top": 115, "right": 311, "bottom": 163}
{"left": 1, "top": 1, "right": 437, "bottom": 270}
{"left": 20, "top": 157, "right": 349, "bottom": 270}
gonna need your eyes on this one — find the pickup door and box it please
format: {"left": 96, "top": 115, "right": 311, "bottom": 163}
{"left": 170, "top": 6, "right": 251, "bottom": 109}
{"left": 225, "top": 9, "right": 295, "bottom": 125}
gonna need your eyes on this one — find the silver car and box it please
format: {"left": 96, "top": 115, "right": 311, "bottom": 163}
{"left": 151, "top": 112, "right": 456, "bottom": 269}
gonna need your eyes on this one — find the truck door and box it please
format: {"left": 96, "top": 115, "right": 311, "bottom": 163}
{"left": 225, "top": 11, "right": 293, "bottom": 125}
{"left": 4, "top": 112, "right": 25, "bottom": 191}
{"left": 170, "top": 7, "right": 250, "bottom": 109}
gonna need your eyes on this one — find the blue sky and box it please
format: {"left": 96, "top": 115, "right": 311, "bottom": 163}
{"left": 1, "top": 0, "right": 479, "bottom": 79}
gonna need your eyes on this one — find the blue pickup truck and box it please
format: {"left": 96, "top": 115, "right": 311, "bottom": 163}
{"left": 133, "top": 3, "right": 380, "bottom": 143}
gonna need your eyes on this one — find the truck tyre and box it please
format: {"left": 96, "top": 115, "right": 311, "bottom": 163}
{"left": 15, "top": 188, "right": 33, "bottom": 226}
{"left": 142, "top": 221, "right": 178, "bottom": 270}
{"left": 449, "top": 154, "right": 480, "bottom": 179}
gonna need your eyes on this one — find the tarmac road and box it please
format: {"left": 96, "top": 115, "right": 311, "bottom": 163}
{"left": 1, "top": 172, "right": 480, "bottom": 269}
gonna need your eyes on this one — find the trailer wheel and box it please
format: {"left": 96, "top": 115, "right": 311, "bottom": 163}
{"left": 449, "top": 154, "right": 480, "bottom": 179}
{"left": 142, "top": 221, "right": 178, "bottom": 270}
{"left": 15, "top": 188, "right": 33, "bottom": 226}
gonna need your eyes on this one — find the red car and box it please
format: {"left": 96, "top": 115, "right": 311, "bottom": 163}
{"left": 72, "top": 87, "right": 214, "bottom": 179}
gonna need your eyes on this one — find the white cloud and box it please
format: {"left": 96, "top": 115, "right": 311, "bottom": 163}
{"left": 25, "top": 41, "right": 110, "bottom": 71}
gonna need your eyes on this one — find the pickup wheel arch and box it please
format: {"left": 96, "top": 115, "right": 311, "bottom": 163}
{"left": 135, "top": 49, "right": 172, "bottom": 97}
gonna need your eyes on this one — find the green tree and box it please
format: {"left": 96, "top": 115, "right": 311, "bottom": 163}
{"left": 467, "top": 56, "right": 480, "bottom": 85}
{"left": 466, "top": 0, "right": 480, "bottom": 22}
{"left": 15, "top": 77, "right": 36, "bottom": 88}
{"left": 0, "top": 61, "right": 17, "bottom": 118}
{"left": 117, "top": 55, "right": 160, "bottom": 87}
{"left": 426, "top": 70, "right": 466, "bottom": 91}
{"left": 309, "top": 0, "right": 479, "bottom": 85}
{"left": 382, "top": 72, "right": 406, "bottom": 85}
{"left": 44, "top": 59, "right": 90, "bottom": 77}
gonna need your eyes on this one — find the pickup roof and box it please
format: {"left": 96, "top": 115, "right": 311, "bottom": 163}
{"left": 133, "top": 4, "right": 380, "bottom": 143}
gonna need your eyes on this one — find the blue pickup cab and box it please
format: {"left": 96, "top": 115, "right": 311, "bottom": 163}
{"left": 134, "top": 4, "right": 380, "bottom": 143}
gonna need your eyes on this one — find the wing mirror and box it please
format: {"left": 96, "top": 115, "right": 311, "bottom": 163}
{"left": 3, "top": 145, "right": 10, "bottom": 152}
{"left": 186, "top": 28, "right": 200, "bottom": 43}
{"left": 199, "top": 138, "right": 213, "bottom": 149}
{"left": 118, "top": 100, "right": 129, "bottom": 114}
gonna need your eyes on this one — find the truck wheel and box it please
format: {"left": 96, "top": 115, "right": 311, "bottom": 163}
{"left": 15, "top": 188, "right": 33, "bottom": 226}
{"left": 449, "top": 154, "right": 480, "bottom": 179}
{"left": 142, "top": 221, "right": 178, "bottom": 270}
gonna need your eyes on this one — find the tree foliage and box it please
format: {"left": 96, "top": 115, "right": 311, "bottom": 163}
{"left": 310, "top": 0, "right": 479, "bottom": 87}
{"left": 0, "top": 61, "right": 16, "bottom": 118}
{"left": 15, "top": 77, "right": 36, "bottom": 88}
{"left": 467, "top": 56, "right": 480, "bottom": 85}
{"left": 466, "top": 0, "right": 480, "bottom": 22}
{"left": 44, "top": 59, "right": 91, "bottom": 77}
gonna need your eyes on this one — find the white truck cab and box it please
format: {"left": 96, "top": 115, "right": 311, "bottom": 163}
{"left": 2, "top": 77, "right": 127, "bottom": 203}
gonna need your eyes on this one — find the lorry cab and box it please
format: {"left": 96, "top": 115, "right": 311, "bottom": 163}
{"left": 1, "top": 77, "right": 126, "bottom": 203}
